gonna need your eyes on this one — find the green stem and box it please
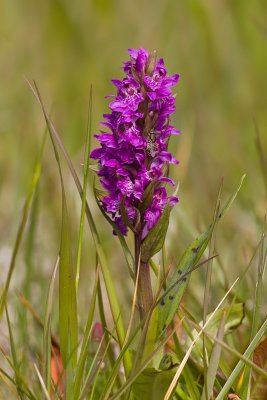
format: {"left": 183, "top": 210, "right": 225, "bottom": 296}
{"left": 135, "top": 235, "right": 153, "bottom": 320}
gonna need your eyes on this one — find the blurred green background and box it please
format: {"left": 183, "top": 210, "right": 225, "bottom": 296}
{"left": 0, "top": 0, "right": 267, "bottom": 329}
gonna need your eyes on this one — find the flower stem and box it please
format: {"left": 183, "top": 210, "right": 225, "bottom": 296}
{"left": 135, "top": 235, "right": 153, "bottom": 320}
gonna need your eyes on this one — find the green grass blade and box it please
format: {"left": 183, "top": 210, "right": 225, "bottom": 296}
{"left": 201, "top": 311, "right": 226, "bottom": 400}
{"left": 97, "top": 275, "right": 120, "bottom": 374}
{"left": 0, "top": 348, "right": 36, "bottom": 400}
{"left": 75, "top": 85, "right": 92, "bottom": 293}
{"left": 59, "top": 168, "right": 78, "bottom": 371}
{"left": 5, "top": 306, "right": 23, "bottom": 399}
{"left": 202, "top": 183, "right": 222, "bottom": 400}
{"left": 73, "top": 266, "right": 99, "bottom": 398}
{"left": 20, "top": 184, "right": 40, "bottom": 375}
{"left": 88, "top": 337, "right": 112, "bottom": 400}
{"left": 0, "top": 132, "right": 46, "bottom": 319}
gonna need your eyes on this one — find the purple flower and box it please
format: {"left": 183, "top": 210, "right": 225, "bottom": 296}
{"left": 90, "top": 48, "right": 180, "bottom": 238}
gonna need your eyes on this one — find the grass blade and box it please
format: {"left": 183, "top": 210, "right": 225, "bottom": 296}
{"left": 73, "top": 266, "right": 99, "bottom": 398}
{"left": 5, "top": 306, "right": 23, "bottom": 399}
{"left": 201, "top": 311, "right": 226, "bottom": 400}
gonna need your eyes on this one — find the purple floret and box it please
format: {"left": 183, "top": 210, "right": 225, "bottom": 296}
{"left": 90, "top": 48, "right": 180, "bottom": 238}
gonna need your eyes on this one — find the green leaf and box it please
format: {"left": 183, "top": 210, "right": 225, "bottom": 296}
{"left": 59, "top": 189, "right": 78, "bottom": 370}
{"left": 139, "top": 181, "right": 156, "bottom": 213}
{"left": 132, "top": 368, "right": 176, "bottom": 400}
{"left": 157, "top": 227, "right": 212, "bottom": 335}
{"left": 157, "top": 175, "right": 246, "bottom": 335}
{"left": 158, "top": 354, "right": 179, "bottom": 371}
{"left": 141, "top": 204, "right": 171, "bottom": 263}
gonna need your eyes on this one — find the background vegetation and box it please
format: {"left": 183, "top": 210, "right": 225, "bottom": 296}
{"left": 0, "top": 0, "right": 267, "bottom": 398}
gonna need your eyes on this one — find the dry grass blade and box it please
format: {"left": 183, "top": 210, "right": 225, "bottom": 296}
{"left": 34, "top": 364, "right": 50, "bottom": 400}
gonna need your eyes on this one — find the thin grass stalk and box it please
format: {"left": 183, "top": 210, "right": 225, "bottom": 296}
{"left": 34, "top": 364, "right": 50, "bottom": 400}
{"left": 201, "top": 311, "right": 226, "bottom": 400}
{"left": 202, "top": 185, "right": 221, "bottom": 400}
{"left": 0, "top": 349, "right": 36, "bottom": 400}
{"left": 88, "top": 338, "right": 113, "bottom": 400}
{"left": 97, "top": 274, "right": 120, "bottom": 375}
{"left": 77, "top": 335, "right": 106, "bottom": 399}
{"left": 172, "top": 327, "right": 200, "bottom": 400}
{"left": 73, "top": 266, "right": 99, "bottom": 398}
{"left": 5, "top": 306, "right": 23, "bottom": 400}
